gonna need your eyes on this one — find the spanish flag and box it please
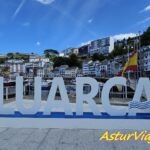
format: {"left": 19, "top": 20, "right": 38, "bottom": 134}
{"left": 121, "top": 50, "right": 138, "bottom": 76}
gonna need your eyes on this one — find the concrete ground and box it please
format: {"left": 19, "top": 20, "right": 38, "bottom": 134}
{"left": 0, "top": 128, "right": 149, "bottom": 150}
{"left": 1, "top": 100, "right": 150, "bottom": 150}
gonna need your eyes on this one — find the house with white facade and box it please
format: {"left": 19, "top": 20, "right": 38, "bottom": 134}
{"left": 82, "top": 60, "right": 106, "bottom": 77}
{"left": 58, "top": 65, "right": 69, "bottom": 76}
{"left": 25, "top": 60, "right": 53, "bottom": 78}
{"left": 88, "top": 37, "right": 114, "bottom": 56}
{"left": 82, "top": 61, "right": 91, "bottom": 76}
{"left": 62, "top": 48, "right": 79, "bottom": 57}
{"left": 5, "top": 59, "right": 26, "bottom": 76}
{"left": 143, "top": 45, "right": 150, "bottom": 72}
{"left": 29, "top": 55, "right": 49, "bottom": 63}
{"left": 64, "top": 67, "right": 79, "bottom": 78}
{"left": 107, "top": 60, "right": 122, "bottom": 77}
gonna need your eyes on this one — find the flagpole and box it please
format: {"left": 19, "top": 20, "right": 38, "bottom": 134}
{"left": 138, "top": 31, "right": 141, "bottom": 77}
{"left": 127, "top": 45, "right": 130, "bottom": 80}
{"left": 136, "top": 34, "right": 139, "bottom": 80}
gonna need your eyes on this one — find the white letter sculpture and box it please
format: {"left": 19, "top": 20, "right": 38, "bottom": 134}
{"left": 129, "top": 78, "right": 150, "bottom": 116}
{"left": 16, "top": 76, "right": 41, "bottom": 114}
{"left": 0, "top": 77, "right": 14, "bottom": 114}
{"left": 101, "top": 77, "right": 127, "bottom": 116}
{"left": 76, "top": 77, "right": 100, "bottom": 116}
{"left": 44, "top": 77, "right": 72, "bottom": 115}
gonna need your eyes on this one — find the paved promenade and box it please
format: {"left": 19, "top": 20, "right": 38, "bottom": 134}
{"left": 0, "top": 128, "right": 149, "bottom": 150}
{"left": 1, "top": 100, "right": 150, "bottom": 149}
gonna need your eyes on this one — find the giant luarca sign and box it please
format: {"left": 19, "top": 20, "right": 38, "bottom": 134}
{"left": 0, "top": 77, "right": 150, "bottom": 117}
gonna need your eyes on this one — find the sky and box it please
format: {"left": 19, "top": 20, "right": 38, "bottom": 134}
{"left": 0, "top": 0, "right": 150, "bottom": 54}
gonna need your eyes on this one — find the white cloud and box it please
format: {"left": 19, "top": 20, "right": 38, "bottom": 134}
{"left": 137, "top": 17, "right": 150, "bottom": 25}
{"left": 35, "top": 0, "right": 55, "bottom": 5}
{"left": 141, "top": 5, "right": 150, "bottom": 12}
{"left": 12, "top": 0, "right": 26, "bottom": 20}
{"left": 36, "top": 41, "right": 41, "bottom": 46}
{"left": 88, "top": 19, "right": 93, "bottom": 23}
{"left": 22, "top": 22, "right": 30, "bottom": 27}
{"left": 112, "top": 33, "right": 137, "bottom": 41}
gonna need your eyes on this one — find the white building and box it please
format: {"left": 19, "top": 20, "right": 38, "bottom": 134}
{"left": 62, "top": 48, "right": 79, "bottom": 57}
{"left": 98, "top": 60, "right": 108, "bottom": 77}
{"left": 5, "top": 59, "right": 25, "bottom": 75}
{"left": 82, "top": 60, "right": 110, "bottom": 77}
{"left": 50, "top": 66, "right": 78, "bottom": 78}
{"left": 44, "top": 62, "right": 54, "bottom": 77}
{"left": 88, "top": 37, "right": 114, "bottom": 56}
{"left": 107, "top": 60, "right": 122, "bottom": 77}
{"left": 50, "top": 65, "right": 69, "bottom": 77}
{"left": 59, "top": 52, "right": 65, "bottom": 57}
{"left": 64, "top": 67, "right": 78, "bottom": 77}
{"left": 71, "top": 48, "right": 79, "bottom": 55}
{"left": 143, "top": 46, "right": 150, "bottom": 72}
{"left": 82, "top": 61, "right": 101, "bottom": 77}
{"left": 58, "top": 65, "right": 69, "bottom": 76}
{"left": 25, "top": 61, "right": 53, "bottom": 78}
{"left": 82, "top": 61, "right": 90, "bottom": 75}
{"left": 29, "top": 55, "right": 49, "bottom": 63}
{"left": 88, "top": 61, "right": 100, "bottom": 76}
{"left": 35, "top": 62, "right": 54, "bottom": 77}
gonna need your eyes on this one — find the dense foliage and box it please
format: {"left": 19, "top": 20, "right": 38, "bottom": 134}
{"left": 53, "top": 54, "right": 81, "bottom": 68}
{"left": 141, "top": 27, "right": 150, "bottom": 46}
{"left": 92, "top": 53, "right": 105, "bottom": 61}
{"left": 44, "top": 49, "right": 59, "bottom": 57}
{"left": 6, "top": 53, "right": 29, "bottom": 61}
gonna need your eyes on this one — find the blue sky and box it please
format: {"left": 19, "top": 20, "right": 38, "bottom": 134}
{"left": 0, "top": 0, "right": 150, "bottom": 54}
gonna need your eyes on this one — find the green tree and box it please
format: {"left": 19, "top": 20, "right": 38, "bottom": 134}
{"left": 68, "top": 54, "right": 81, "bottom": 67}
{"left": 0, "top": 67, "right": 10, "bottom": 77}
{"left": 141, "top": 27, "right": 150, "bottom": 46}
{"left": 7, "top": 53, "right": 14, "bottom": 59}
{"left": 44, "top": 49, "right": 59, "bottom": 58}
{"left": 92, "top": 53, "right": 105, "bottom": 61}
{"left": 53, "top": 57, "right": 69, "bottom": 68}
{"left": 0, "top": 58, "right": 5, "bottom": 64}
{"left": 53, "top": 54, "right": 81, "bottom": 68}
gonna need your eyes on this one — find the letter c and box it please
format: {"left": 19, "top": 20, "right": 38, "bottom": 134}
{"left": 101, "top": 77, "right": 127, "bottom": 116}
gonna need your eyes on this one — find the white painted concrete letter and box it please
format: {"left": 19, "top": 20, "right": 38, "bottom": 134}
{"left": 76, "top": 77, "right": 100, "bottom": 116}
{"left": 44, "top": 78, "right": 72, "bottom": 115}
{"left": 101, "top": 77, "right": 127, "bottom": 116}
{"left": 132, "top": 78, "right": 150, "bottom": 102}
{"left": 16, "top": 76, "right": 41, "bottom": 114}
{"left": 0, "top": 77, "right": 14, "bottom": 114}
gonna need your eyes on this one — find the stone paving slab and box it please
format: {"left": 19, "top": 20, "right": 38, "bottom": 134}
{"left": 0, "top": 129, "right": 149, "bottom": 150}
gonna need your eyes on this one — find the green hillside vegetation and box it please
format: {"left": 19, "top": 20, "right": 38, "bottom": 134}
{"left": 6, "top": 53, "right": 29, "bottom": 61}
{"left": 0, "top": 53, "right": 30, "bottom": 64}
{"left": 53, "top": 54, "right": 82, "bottom": 68}
{"left": 44, "top": 49, "right": 59, "bottom": 61}
{"left": 109, "top": 26, "right": 150, "bottom": 58}
{"left": 141, "top": 27, "right": 150, "bottom": 46}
